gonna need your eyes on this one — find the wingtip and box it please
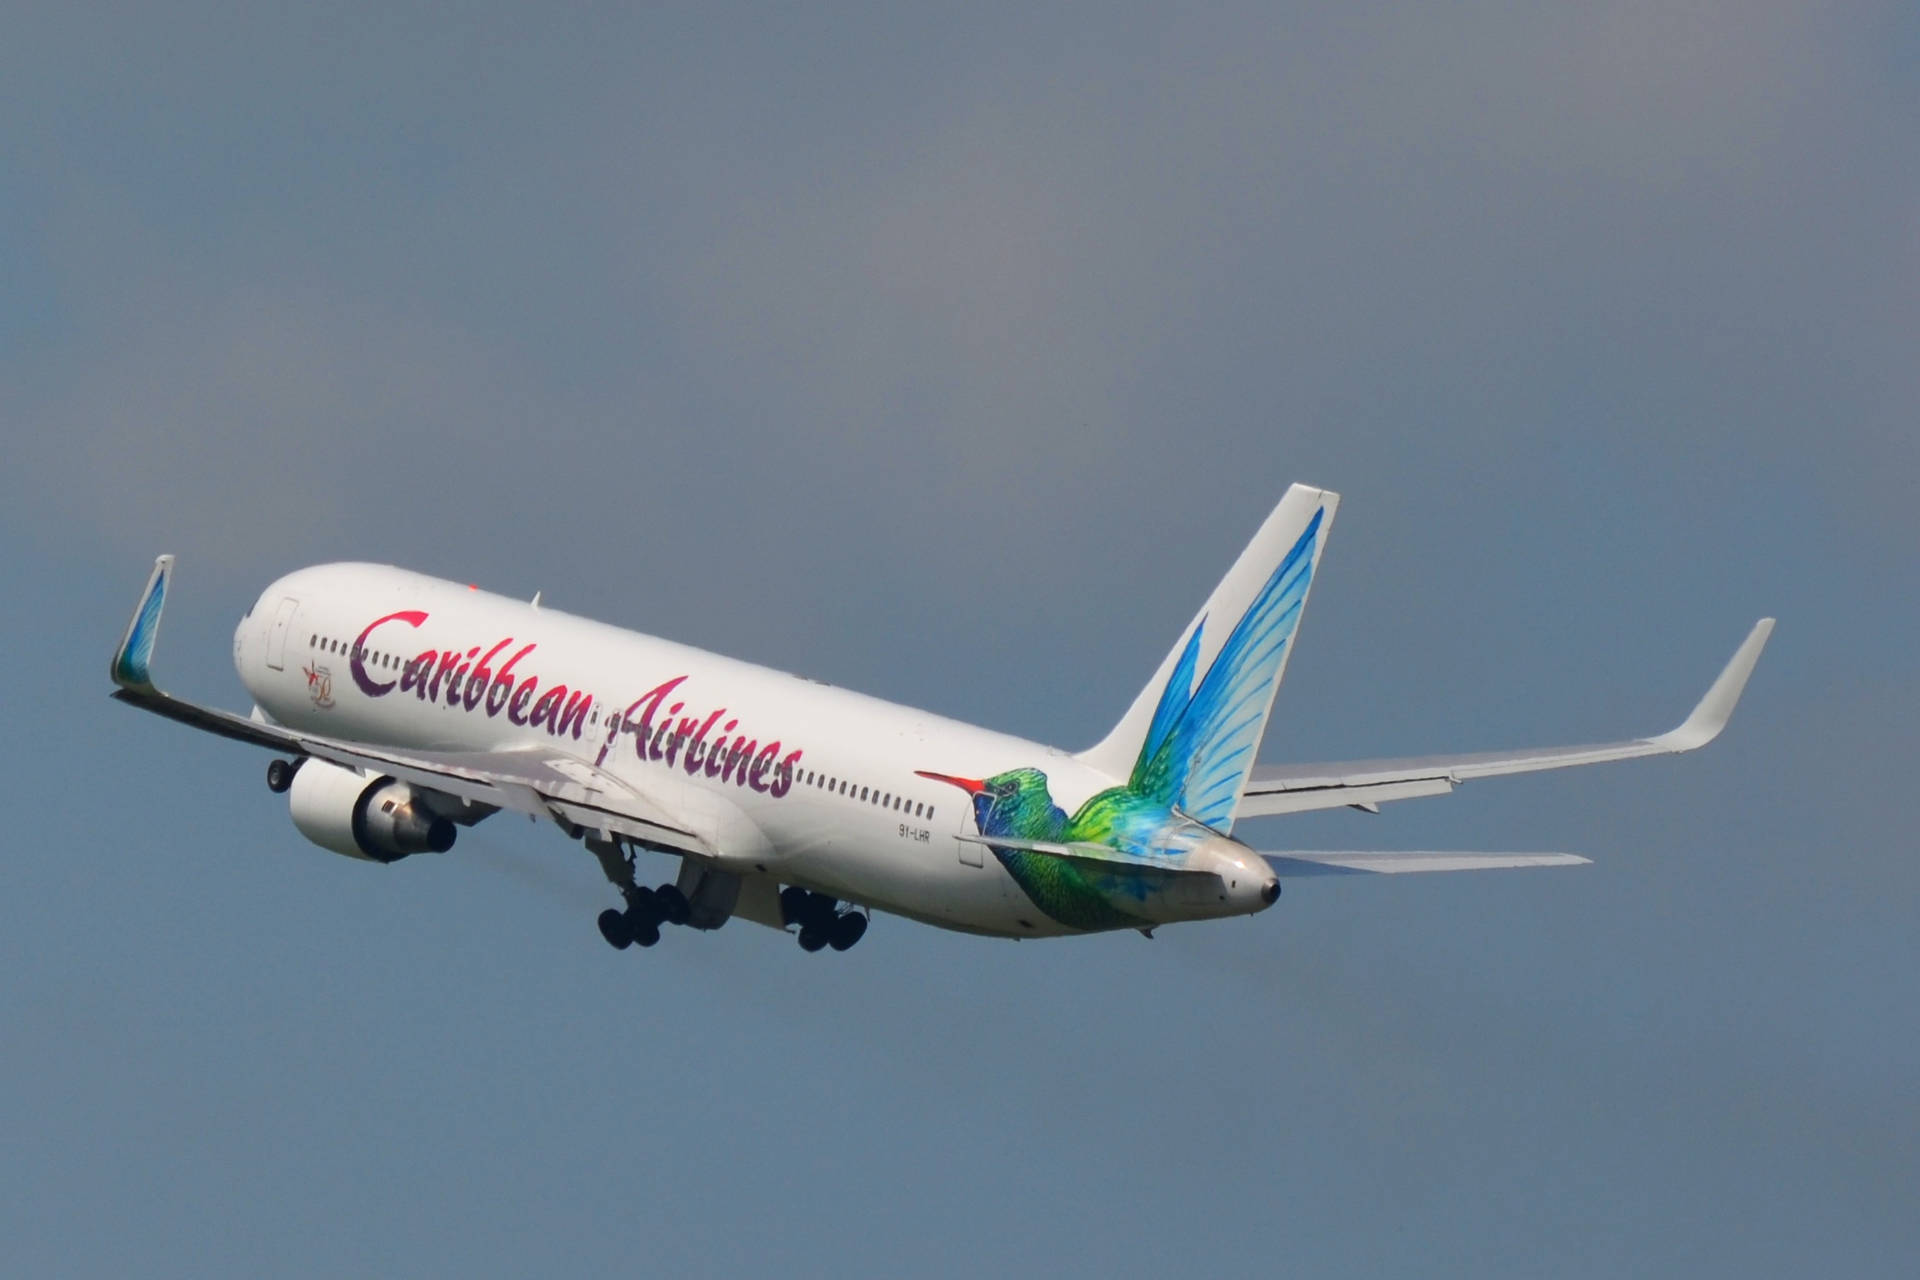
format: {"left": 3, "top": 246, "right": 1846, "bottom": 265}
{"left": 1654, "top": 617, "right": 1774, "bottom": 751}
{"left": 110, "top": 555, "right": 174, "bottom": 691}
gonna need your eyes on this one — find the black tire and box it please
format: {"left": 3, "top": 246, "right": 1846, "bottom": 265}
{"left": 628, "top": 886, "right": 662, "bottom": 927}
{"left": 797, "top": 926, "right": 828, "bottom": 953}
{"left": 779, "top": 885, "right": 811, "bottom": 927}
{"left": 597, "top": 908, "right": 633, "bottom": 950}
{"left": 829, "top": 912, "right": 868, "bottom": 952}
{"left": 266, "top": 758, "right": 298, "bottom": 794}
{"left": 656, "top": 884, "right": 691, "bottom": 926}
{"left": 631, "top": 920, "right": 661, "bottom": 948}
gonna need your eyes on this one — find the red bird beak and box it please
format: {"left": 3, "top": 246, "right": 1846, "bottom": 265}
{"left": 915, "top": 770, "right": 987, "bottom": 795}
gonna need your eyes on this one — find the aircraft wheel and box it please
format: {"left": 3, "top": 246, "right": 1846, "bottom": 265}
{"left": 779, "top": 885, "right": 811, "bottom": 928}
{"left": 655, "top": 884, "right": 691, "bottom": 926}
{"left": 629, "top": 919, "right": 661, "bottom": 948}
{"left": 597, "top": 908, "right": 633, "bottom": 950}
{"left": 829, "top": 912, "right": 868, "bottom": 952}
{"left": 266, "top": 758, "right": 299, "bottom": 794}
{"left": 627, "top": 886, "right": 662, "bottom": 926}
{"left": 797, "top": 926, "right": 829, "bottom": 953}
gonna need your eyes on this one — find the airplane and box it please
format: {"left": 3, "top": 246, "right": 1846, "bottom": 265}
{"left": 109, "top": 484, "right": 1773, "bottom": 953}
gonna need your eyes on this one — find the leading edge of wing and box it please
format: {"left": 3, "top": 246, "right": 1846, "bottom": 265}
{"left": 1238, "top": 618, "right": 1774, "bottom": 818}
{"left": 1264, "top": 851, "right": 1592, "bottom": 877}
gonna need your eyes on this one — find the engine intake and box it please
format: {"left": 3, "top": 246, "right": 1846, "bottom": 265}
{"left": 287, "top": 759, "right": 455, "bottom": 863}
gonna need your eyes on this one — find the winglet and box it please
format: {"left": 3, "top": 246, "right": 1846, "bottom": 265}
{"left": 1651, "top": 618, "right": 1774, "bottom": 751}
{"left": 111, "top": 555, "right": 174, "bottom": 691}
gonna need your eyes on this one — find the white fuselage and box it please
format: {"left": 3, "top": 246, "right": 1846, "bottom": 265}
{"left": 234, "top": 563, "right": 1223, "bottom": 938}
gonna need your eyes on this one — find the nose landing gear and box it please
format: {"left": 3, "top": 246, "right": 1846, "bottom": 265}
{"left": 780, "top": 886, "right": 868, "bottom": 953}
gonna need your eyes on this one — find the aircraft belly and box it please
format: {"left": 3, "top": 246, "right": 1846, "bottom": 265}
{"left": 764, "top": 805, "right": 1064, "bottom": 939}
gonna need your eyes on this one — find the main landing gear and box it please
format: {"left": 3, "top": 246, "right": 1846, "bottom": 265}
{"left": 595, "top": 882, "right": 690, "bottom": 951}
{"left": 584, "top": 835, "right": 692, "bottom": 953}
{"left": 581, "top": 834, "right": 868, "bottom": 955}
{"left": 780, "top": 886, "right": 868, "bottom": 953}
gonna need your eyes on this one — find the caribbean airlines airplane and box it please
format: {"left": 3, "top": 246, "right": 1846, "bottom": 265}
{"left": 110, "top": 485, "right": 1772, "bottom": 954}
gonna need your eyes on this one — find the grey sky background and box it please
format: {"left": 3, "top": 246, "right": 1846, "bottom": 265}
{"left": 3, "top": 3, "right": 1915, "bottom": 1275}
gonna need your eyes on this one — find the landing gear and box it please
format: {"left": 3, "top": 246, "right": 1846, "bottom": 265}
{"left": 653, "top": 883, "right": 690, "bottom": 927}
{"left": 598, "top": 908, "right": 633, "bottom": 950}
{"left": 582, "top": 837, "right": 695, "bottom": 952}
{"left": 781, "top": 886, "right": 868, "bottom": 954}
{"left": 624, "top": 911, "right": 661, "bottom": 948}
{"left": 829, "top": 911, "right": 868, "bottom": 952}
{"left": 578, "top": 835, "right": 870, "bottom": 955}
{"left": 266, "top": 757, "right": 302, "bottom": 794}
{"left": 619, "top": 887, "right": 663, "bottom": 947}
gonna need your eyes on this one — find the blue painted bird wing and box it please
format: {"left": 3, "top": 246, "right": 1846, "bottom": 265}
{"left": 1131, "top": 506, "right": 1325, "bottom": 831}
{"left": 1138, "top": 622, "right": 1202, "bottom": 772}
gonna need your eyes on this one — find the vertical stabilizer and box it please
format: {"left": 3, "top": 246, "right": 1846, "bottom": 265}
{"left": 1076, "top": 485, "right": 1336, "bottom": 833}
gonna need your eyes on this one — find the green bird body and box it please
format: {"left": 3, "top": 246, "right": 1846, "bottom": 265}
{"left": 927, "top": 767, "right": 1222, "bottom": 932}
{"left": 918, "top": 504, "right": 1328, "bottom": 930}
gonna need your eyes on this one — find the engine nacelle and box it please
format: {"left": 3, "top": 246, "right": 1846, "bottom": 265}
{"left": 287, "top": 759, "right": 456, "bottom": 863}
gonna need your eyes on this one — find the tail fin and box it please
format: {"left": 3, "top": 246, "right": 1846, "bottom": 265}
{"left": 1077, "top": 484, "right": 1337, "bottom": 833}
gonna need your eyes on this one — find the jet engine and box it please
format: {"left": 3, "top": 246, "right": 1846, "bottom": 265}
{"left": 286, "top": 759, "right": 456, "bottom": 863}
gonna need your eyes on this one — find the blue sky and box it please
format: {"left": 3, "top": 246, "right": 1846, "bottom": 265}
{"left": 4, "top": 4, "right": 1916, "bottom": 1275}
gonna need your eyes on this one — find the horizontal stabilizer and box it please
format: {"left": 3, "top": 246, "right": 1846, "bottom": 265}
{"left": 1263, "top": 851, "right": 1592, "bottom": 877}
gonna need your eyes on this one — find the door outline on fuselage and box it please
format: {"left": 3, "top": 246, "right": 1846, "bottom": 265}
{"left": 957, "top": 807, "right": 984, "bottom": 867}
{"left": 265, "top": 596, "right": 300, "bottom": 671}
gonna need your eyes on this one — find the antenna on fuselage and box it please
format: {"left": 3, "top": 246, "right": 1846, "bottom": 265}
{"left": 531, "top": 591, "right": 542, "bottom": 609}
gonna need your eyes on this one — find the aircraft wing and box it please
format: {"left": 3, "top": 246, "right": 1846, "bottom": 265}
{"left": 109, "top": 555, "right": 714, "bottom": 859}
{"left": 1237, "top": 618, "right": 1773, "bottom": 818}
